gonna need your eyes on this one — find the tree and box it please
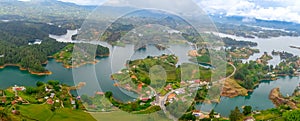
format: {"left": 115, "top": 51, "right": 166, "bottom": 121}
{"left": 283, "top": 110, "right": 300, "bottom": 121}
{"left": 26, "top": 87, "right": 37, "bottom": 94}
{"left": 209, "top": 109, "right": 215, "bottom": 118}
{"left": 81, "top": 95, "right": 92, "bottom": 105}
{"left": 244, "top": 79, "right": 254, "bottom": 89}
{"left": 48, "top": 80, "right": 59, "bottom": 86}
{"left": 36, "top": 81, "right": 44, "bottom": 87}
{"left": 50, "top": 105, "right": 56, "bottom": 112}
{"left": 234, "top": 71, "right": 245, "bottom": 80}
{"left": 105, "top": 91, "right": 113, "bottom": 98}
{"left": 229, "top": 107, "right": 243, "bottom": 121}
{"left": 243, "top": 106, "right": 252, "bottom": 115}
{"left": 179, "top": 113, "right": 196, "bottom": 121}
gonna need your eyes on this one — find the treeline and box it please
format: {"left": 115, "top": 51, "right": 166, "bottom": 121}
{"left": 0, "top": 38, "right": 67, "bottom": 72}
{"left": 222, "top": 37, "right": 257, "bottom": 47}
{"left": 0, "top": 21, "right": 69, "bottom": 72}
{"left": 216, "top": 23, "right": 299, "bottom": 38}
{"left": 0, "top": 21, "right": 67, "bottom": 46}
{"left": 233, "top": 61, "right": 272, "bottom": 89}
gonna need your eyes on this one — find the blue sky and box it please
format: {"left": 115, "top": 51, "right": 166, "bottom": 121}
{"left": 20, "top": 0, "right": 300, "bottom": 23}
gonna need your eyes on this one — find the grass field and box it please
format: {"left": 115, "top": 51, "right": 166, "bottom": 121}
{"left": 19, "top": 104, "right": 53, "bottom": 121}
{"left": 49, "top": 108, "right": 96, "bottom": 121}
{"left": 254, "top": 109, "right": 284, "bottom": 121}
{"left": 90, "top": 110, "right": 170, "bottom": 121}
{"left": 18, "top": 104, "right": 96, "bottom": 121}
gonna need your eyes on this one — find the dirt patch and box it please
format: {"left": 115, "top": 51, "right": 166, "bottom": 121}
{"left": 221, "top": 78, "right": 248, "bottom": 98}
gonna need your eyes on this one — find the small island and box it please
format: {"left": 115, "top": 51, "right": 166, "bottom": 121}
{"left": 53, "top": 44, "right": 109, "bottom": 68}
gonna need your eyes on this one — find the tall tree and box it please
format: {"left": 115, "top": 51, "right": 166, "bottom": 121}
{"left": 229, "top": 107, "right": 243, "bottom": 121}
{"left": 243, "top": 106, "right": 252, "bottom": 115}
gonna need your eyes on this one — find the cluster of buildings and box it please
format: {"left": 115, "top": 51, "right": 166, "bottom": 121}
{"left": 12, "top": 85, "right": 26, "bottom": 97}
{"left": 192, "top": 110, "right": 221, "bottom": 119}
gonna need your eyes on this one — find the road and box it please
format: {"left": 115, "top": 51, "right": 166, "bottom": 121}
{"left": 158, "top": 62, "right": 237, "bottom": 121}
{"left": 159, "top": 90, "right": 177, "bottom": 121}
{"left": 227, "top": 62, "right": 237, "bottom": 79}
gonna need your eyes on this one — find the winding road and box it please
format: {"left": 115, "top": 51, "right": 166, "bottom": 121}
{"left": 158, "top": 62, "right": 237, "bottom": 121}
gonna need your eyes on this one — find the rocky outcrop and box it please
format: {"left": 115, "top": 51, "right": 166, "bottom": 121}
{"left": 269, "top": 88, "right": 297, "bottom": 109}
{"left": 221, "top": 79, "right": 248, "bottom": 98}
{"left": 188, "top": 50, "right": 199, "bottom": 57}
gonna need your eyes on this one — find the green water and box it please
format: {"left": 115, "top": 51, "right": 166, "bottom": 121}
{"left": 1, "top": 38, "right": 300, "bottom": 116}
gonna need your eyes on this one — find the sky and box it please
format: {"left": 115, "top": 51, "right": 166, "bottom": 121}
{"left": 20, "top": 0, "right": 300, "bottom": 23}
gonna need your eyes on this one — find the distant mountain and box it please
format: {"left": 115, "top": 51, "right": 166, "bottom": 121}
{"left": 2, "top": 0, "right": 300, "bottom": 34}
{"left": 211, "top": 15, "right": 300, "bottom": 34}
{"left": 0, "top": 0, "right": 91, "bottom": 21}
{"left": 0, "top": 0, "right": 139, "bottom": 21}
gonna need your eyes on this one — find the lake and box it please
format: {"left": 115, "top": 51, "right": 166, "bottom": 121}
{"left": 197, "top": 76, "right": 300, "bottom": 116}
{"left": 216, "top": 32, "right": 300, "bottom": 66}
{"left": 0, "top": 42, "right": 193, "bottom": 102}
{"left": 1, "top": 30, "right": 300, "bottom": 116}
{"left": 197, "top": 33, "right": 300, "bottom": 116}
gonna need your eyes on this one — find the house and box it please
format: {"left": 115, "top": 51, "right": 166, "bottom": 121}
{"left": 11, "top": 100, "right": 17, "bottom": 105}
{"left": 167, "top": 29, "right": 182, "bottom": 34}
{"left": 0, "top": 54, "right": 4, "bottom": 58}
{"left": 194, "top": 79, "right": 201, "bottom": 83}
{"left": 45, "top": 87, "right": 52, "bottom": 92}
{"left": 70, "top": 98, "right": 76, "bottom": 105}
{"left": 175, "top": 88, "right": 185, "bottom": 95}
{"left": 12, "top": 85, "right": 26, "bottom": 91}
{"left": 140, "top": 97, "right": 150, "bottom": 102}
{"left": 244, "top": 117, "right": 256, "bottom": 121}
{"left": 50, "top": 93, "right": 55, "bottom": 98}
{"left": 192, "top": 110, "right": 209, "bottom": 119}
{"left": 1, "top": 98, "right": 6, "bottom": 104}
{"left": 214, "top": 113, "right": 221, "bottom": 118}
{"left": 192, "top": 110, "right": 202, "bottom": 116}
{"left": 167, "top": 93, "right": 176, "bottom": 101}
{"left": 137, "top": 83, "right": 143, "bottom": 92}
{"left": 164, "top": 84, "right": 172, "bottom": 91}
{"left": 131, "top": 75, "right": 138, "bottom": 80}
{"left": 180, "top": 81, "right": 186, "bottom": 85}
{"left": 95, "top": 91, "right": 104, "bottom": 95}
{"left": 47, "top": 99, "right": 54, "bottom": 105}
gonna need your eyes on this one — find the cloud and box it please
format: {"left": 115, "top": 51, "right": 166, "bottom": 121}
{"left": 198, "top": 0, "right": 300, "bottom": 23}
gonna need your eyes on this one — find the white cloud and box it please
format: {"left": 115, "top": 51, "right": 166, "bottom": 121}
{"left": 198, "top": 0, "right": 300, "bottom": 23}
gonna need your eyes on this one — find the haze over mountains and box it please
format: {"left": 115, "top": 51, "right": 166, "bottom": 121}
{"left": 1, "top": 0, "right": 300, "bottom": 35}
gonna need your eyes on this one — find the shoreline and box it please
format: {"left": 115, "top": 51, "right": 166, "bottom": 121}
{"left": 0, "top": 54, "right": 110, "bottom": 76}
{"left": 221, "top": 76, "right": 288, "bottom": 99}
{"left": 54, "top": 54, "right": 109, "bottom": 69}
{"left": 0, "top": 64, "right": 52, "bottom": 76}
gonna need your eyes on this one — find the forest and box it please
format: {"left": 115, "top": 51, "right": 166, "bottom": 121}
{"left": 0, "top": 38, "right": 67, "bottom": 73}
{"left": 0, "top": 21, "right": 108, "bottom": 73}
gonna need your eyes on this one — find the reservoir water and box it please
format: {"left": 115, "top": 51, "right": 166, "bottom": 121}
{"left": 1, "top": 30, "right": 300, "bottom": 116}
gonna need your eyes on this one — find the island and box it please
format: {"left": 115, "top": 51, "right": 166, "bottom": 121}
{"left": 53, "top": 44, "right": 109, "bottom": 68}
